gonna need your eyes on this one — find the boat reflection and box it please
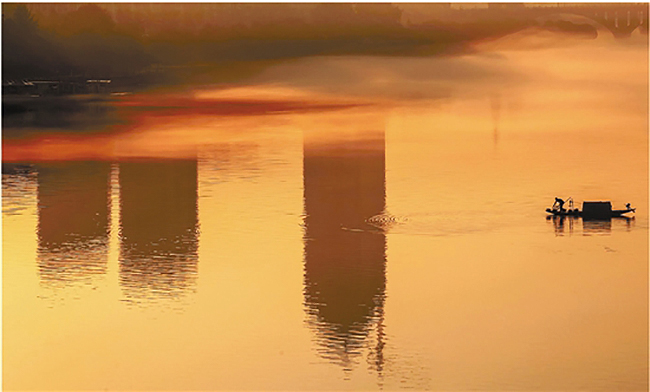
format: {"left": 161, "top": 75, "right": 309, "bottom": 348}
{"left": 118, "top": 159, "right": 199, "bottom": 303}
{"left": 549, "top": 215, "right": 576, "bottom": 236}
{"left": 582, "top": 218, "right": 613, "bottom": 234}
{"left": 302, "top": 129, "right": 387, "bottom": 373}
{"left": 547, "top": 215, "right": 634, "bottom": 236}
{"left": 583, "top": 216, "right": 635, "bottom": 234}
{"left": 35, "top": 162, "right": 111, "bottom": 287}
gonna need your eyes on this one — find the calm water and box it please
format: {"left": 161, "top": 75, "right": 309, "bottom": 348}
{"left": 3, "top": 31, "right": 648, "bottom": 391}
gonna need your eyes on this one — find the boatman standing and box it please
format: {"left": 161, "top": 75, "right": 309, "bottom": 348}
{"left": 553, "top": 197, "right": 566, "bottom": 212}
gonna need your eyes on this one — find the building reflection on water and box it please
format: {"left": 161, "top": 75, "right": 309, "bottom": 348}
{"left": 35, "top": 162, "right": 111, "bottom": 287}
{"left": 118, "top": 159, "right": 199, "bottom": 302}
{"left": 2, "top": 163, "right": 38, "bottom": 216}
{"left": 302, "top": 129, "right": 387, "bottom": 374}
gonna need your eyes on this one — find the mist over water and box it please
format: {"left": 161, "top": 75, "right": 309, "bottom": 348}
{"left": 3, "top": 21, "right": 648, "bottom": 392}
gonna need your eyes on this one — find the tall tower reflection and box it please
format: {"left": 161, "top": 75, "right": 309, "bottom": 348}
{"left": 302, "top": 129, "right": 387, "bottom": 373}
{"left": 118, "top": 159, "right": 199, "bottom": 302}
{"left": 36, "top": 162, "right": 111, "bottom": 287}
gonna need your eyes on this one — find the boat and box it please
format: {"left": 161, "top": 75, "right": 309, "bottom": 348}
{"left": 545, "top": 208, "right": 581, "bottom": 217}
{"left": 546, "top": 199, "right": 635, "bottom": 218}
{"left": 610, "top": 207, "right": 637, "bottom": 217}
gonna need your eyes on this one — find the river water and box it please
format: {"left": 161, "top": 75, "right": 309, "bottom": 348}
{"left": 2, "top": 30, "right": 648, "bottom": 390}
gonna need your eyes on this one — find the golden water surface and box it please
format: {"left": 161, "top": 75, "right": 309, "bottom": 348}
{"left": 3, "top": 30, "right": 648, "bottom": 390}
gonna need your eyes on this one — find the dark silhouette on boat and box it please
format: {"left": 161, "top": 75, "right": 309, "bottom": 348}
{"left": 546, "top": 197, "right": 635, "bottom": 218}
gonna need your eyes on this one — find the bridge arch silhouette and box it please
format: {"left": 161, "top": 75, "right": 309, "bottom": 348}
{"left": 530, "top": 4, "right": 648, "bottom": 39}
{"left": 535, "top": 13, "right": 615, "bottom": 38}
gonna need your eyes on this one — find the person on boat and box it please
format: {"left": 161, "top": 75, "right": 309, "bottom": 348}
{"left": 553, "top": 197, "right": 566, "bottom": 212}
{"left": 626, "top": 203, "right": 632, "bottom": 210}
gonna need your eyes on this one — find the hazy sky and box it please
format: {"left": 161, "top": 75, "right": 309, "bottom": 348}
{"left": 4, "top": 3, "right": 645, "bottom": 82}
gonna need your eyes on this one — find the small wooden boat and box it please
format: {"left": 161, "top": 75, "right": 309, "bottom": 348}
{"left": 545, "top": 208, "right": 581, "bottom": 217}
{"left": 546, "top": 200, "right": 635, "bottom": 218}
{"left": 611, "top": 207, "right": 636, "bottom": 217}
